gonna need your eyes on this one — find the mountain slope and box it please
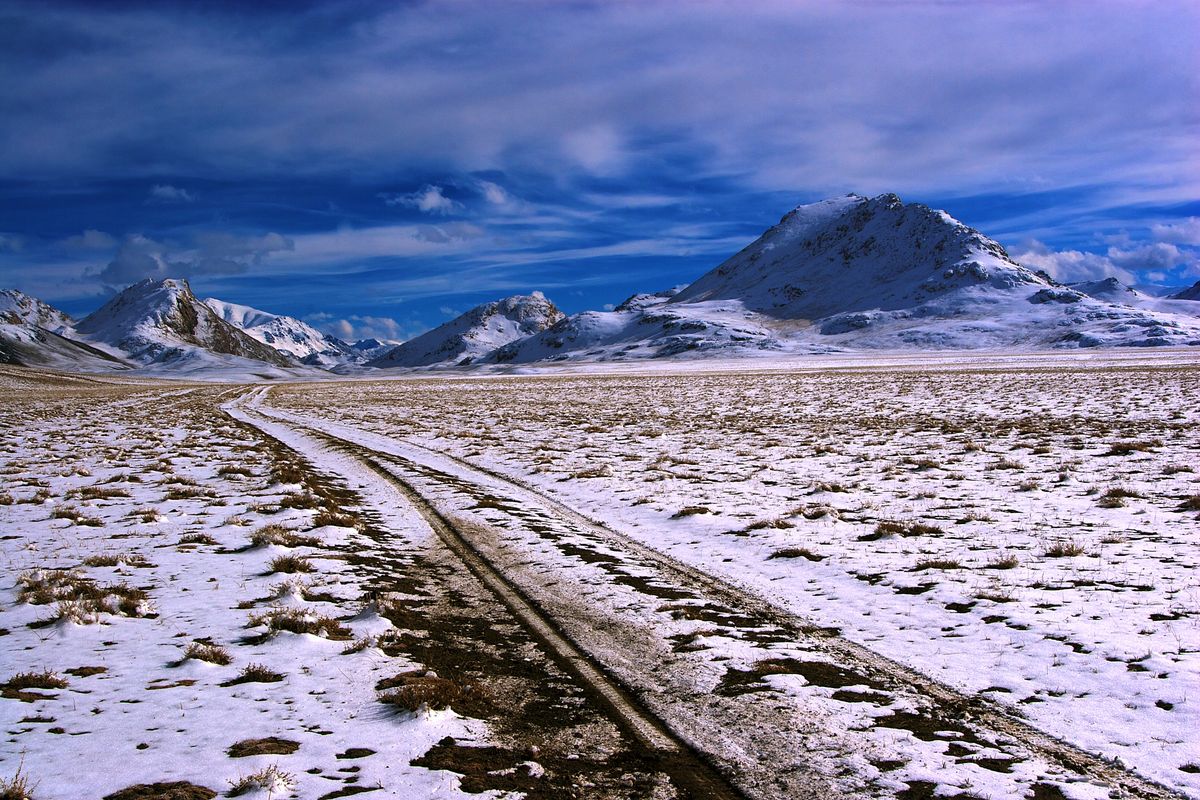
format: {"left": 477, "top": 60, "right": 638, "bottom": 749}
{"left": 1170, "top": 280, "right": 1200, "bottom": 301}
{"left": 204, "top": 298, "right": 355, "bottom": 367}
{"left": 76, "top": 279, "right": 297, "bottom": 369}
{"left": 0, "top": 289, "right": 75, "bottom": 334}
{"left": 0, "top": 289, "right": 132, "bottom": 370}
{"left": 371, "top": 293, "right": 565, "bottom": 368}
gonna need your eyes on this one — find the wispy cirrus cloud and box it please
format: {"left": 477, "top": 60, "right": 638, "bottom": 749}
{"left": 380, "top": 185, "right": 460, "bottom": 215}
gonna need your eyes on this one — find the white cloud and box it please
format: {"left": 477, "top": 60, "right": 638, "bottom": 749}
{"left": 381, "top": 185, "right": 460, "bottom": 215}
{"left": 1151, "top": 217, "right": 1200, "bottom": 245}
{"left": 1107, "top": 242, "right": 1190, "bottom": 274}
{"left": 96, "top": 230, "right": 293, "bottom": 285}
{"left": 63, "top": 229, "right": 117, "bottom": 250}
{"left": 0, "top": 233, "right": 23, "bottom": 252}
{"left": 149, "top": 184, "right": 194, "bottom": 202}
{"left": 477, "top": 180, "right": 511, "bottom": 206}
{"left": 325, "top": 314, "right": 418, "bottom": 342}
{"left": 1014, "top": 239, "right": 1200, "bottom": 284}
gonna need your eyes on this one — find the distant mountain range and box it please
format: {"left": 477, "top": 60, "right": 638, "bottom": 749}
{"left": 0, "top": 280, "right": 390, "bottom": 377}
{"left": 3, "top": 194, "right": 1198, "bottom": 376}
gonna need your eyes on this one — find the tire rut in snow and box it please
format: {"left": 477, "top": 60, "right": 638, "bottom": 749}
{"left": 227, "top": 400, "right": 747, "bottom": 800}
{"left": 244, "top": 401, "right": 1185, "bottom": 800}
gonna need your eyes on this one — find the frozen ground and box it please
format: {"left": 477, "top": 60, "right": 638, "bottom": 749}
{"left": 1, "top": 350, "right": 1197, "bottom": 799}
{"left": 0, "top": 378, "right": 501, "bottom": 799}
{"left": 263, "top": 351, "right": 1200, "bottom": 798}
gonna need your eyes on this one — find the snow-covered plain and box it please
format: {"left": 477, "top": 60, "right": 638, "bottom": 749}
{"left": 264, "top": 351, "right": 1200, "bottom": 798}
{"left": 0, "top": 378, "right": 497, "bottom": 799}
{"left": 2, "top": 349, "right": 1197, "bottom": 799}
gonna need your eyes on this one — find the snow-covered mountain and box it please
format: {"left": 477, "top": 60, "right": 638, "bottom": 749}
{"left": 0, "top": 290, "right": 131, "bottom": 371}
{"left": 0, "top": 289, "right": 75, "bottom": 334}
{"left": 370, "top": 293, "right": 564, "bottom": 368}
{"left": 203, "top": 298, "right": 359, "bottom": 367}
{"left": 346, "top": 338, "right": 393, "bottom": 361}
{"left": 1069, "top": 277, "right": 1145, "bottom": 303}
{"left": 4, "top": 194, "right": 1197, "bottom": 376}
{"left": 75, "top": 279, "right": 298, "bottom": 371}
{"left": 493, "top": 194, "right": 1200, "bottom": 362}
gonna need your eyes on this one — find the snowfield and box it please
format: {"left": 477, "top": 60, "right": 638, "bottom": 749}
{"left": 1, "top": 350, "right": 1197, "bottom": 799}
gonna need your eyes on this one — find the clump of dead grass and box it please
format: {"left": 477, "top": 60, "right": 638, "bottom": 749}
{"left": 82, "top": 553, "right": 152, "bottom": 568}
{"left": 267, "top": 554, "right": 314, "bottom": 574}
{"left": 376, "top": 670, "right": 475, "bottom": 713}
{"left": 228, "top": 765, "right": 295, "bottom": 798}
{"left": 248, "top": 608, "right": 351, "bottom": 640}
{"left": 672, "top": 505, "right": 713, "bottom": 518}
{"left": 860, "top": 519, "right": 943, "bottom": 541}
{"left": 16, "top": 569, "right": 151, "bottom": 622}
{"left": 1044, "top": 540, "right": 1088, "bottom": 558}
{"left": 184, "top": 642, "right": 232, "bottom": 665}
{"left": 219, "top": 662, "right": 282, "bottom": 690}
{"left": 249, "top": 524, "right": 320, "bottom": 549}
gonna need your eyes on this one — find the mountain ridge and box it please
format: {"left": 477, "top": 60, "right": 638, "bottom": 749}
{"left": 4, "top": 193, "right": 1198, "bottom": 375}
{"left": 75, "top": 278, "right": 297, "bottom": 369}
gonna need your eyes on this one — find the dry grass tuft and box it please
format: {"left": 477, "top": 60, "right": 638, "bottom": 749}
{"left": 767, "top": 547, "right": 824, "bottom": 562}
{"left": 672, "top": 505, "right": 713, "bottom": 518}
{"left": 376, "top": 670, "right": 475, "bottom": 713}
{"left": 250, "top": 524, "right": 320, "bottom": 549}
{"left": 862, "top": 519, "right": 943, "bottom": 540}
{"left": 184, "top": 642, "right": 232, "bottom": 665}
{"left": 267, "top": 554, "right": 314, "bottom": 574}
{"left": 312, "top": 510, "right": 358, "bottom": 528}
{"left": 248, "top": 608, "right": 351, "bottom": 640}
{"left": 1177, "top": 494, "right": 1200, "bottom": 512}
{"left": 222, "top": 663, "right": 285, "bottom": 686}
{"left": 228, "top": 765, "right": 295, "bottom": 798}
{"left": 913, "top": 559, "right": 963, "bottom": 571}
{"left": 178, "top": 532, "right": 218, "bottom": 546}
{"left": 1044, "top": 540, "right": 1087, "bottom": 558}
{"left": 0, "top": 762, "right": 34, "bottom": 800}
{"left": 82, "top": 553, "right": 152, "bottom": 568}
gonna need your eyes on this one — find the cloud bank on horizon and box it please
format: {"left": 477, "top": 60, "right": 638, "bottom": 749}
{"left": 0, "top": 0, "right": 1196, "bottom": 341}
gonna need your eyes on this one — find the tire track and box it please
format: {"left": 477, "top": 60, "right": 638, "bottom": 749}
{"left": 227, "top": 390, "right": 748, "bottom": 800}
{"left": 237, "top": 391, "right": 1184, "bottom": 800}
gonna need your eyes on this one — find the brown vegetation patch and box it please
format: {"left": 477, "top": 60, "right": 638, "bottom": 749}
{"left": 102, "top": 782, "right": 217, "bottom": 800}
{"left": 227, "top": 737, "right": 300, "bottom": 758}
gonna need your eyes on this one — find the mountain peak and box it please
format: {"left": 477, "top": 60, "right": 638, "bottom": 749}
{"left": 76, "top": 278, "right": 295, "bottom": 367}
{"left": 371, "top": 292, "right": 564, "bottom": 368}
{"left": 0, "top": 289, "right": 74, "bottom": 334}
{"left": 670, "top": 192, "right": 1038, "bottom": 319}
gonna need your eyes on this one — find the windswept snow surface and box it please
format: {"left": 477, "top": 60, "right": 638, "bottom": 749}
{"left": 263, "top": 352, "right": 1200, "bottom": 798}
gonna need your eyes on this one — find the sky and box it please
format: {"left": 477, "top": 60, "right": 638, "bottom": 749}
{"left": 0, "top": 0, "right": 1197, "bottom": 342}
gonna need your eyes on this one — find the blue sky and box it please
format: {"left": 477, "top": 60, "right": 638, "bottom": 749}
{"left": 1, "top": 1, "right": 1197, "bottom": 341}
